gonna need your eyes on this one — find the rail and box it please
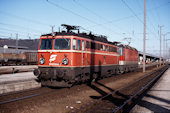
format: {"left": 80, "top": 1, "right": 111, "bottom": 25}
{"left": 0, "top": 87, "right": 54, "bottom": 105}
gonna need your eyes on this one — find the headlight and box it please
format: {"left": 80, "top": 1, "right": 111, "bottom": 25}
{"left": 39, "top": 58, "right": 45, "bottom": 64}
{"left": 62, "top": 58, "right": 68, "bottom": 65}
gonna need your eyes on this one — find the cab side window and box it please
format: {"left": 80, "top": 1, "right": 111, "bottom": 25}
{"left": 119, "top": 47, "right": 123, "bottom": 55}
{"left": 73, "top": 39, "right": 77, "bottom": 50}
{"left": 78, "top": 40, "right": 81, "bottom": 50}
{"left": 82, "top": 40, "right": 85, "bottom": 50}
{"left": 91, "top": 42, "right": 95, "bottom": 49}
{"left": 86, "top": 41, "right": 90, "bottom": 49}
{"left": 103, "top": 45, "right": 105, "bottom": 51}
{"left": 100, "top": 44, "right": 103, "bottom": 50}
{"left": 105, "top": 45, "right": 109, "bottom": 51}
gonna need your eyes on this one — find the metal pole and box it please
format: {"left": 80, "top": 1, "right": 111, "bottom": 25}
{"left": 163, "top": 34, "right": 165, "bottom": 58}
{"left": 159, "top": 26, "right": 163, "bottom": 66}
{"left": 16, "top": 33, "right": 18, "bottom": 54}
{"left": 143, "top": 0, "right": 146, "bottom": 72}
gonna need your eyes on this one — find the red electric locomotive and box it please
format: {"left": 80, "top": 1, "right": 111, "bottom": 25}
{"left": 118, "top": 44, "right": 138, "bottom": 73}
{"left": 34, "top": 24, "right": 138, "bottom": 87}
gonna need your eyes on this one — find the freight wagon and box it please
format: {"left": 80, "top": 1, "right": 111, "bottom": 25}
{"left": 0, "top": 52, "right": 38, "bottom": 66}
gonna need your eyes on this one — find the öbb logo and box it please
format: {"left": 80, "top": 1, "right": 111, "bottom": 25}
{"left": 49, "top": 54, "right": 57, "bottom": 63}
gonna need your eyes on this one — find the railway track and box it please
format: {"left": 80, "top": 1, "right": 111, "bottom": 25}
{"left": 71, "top": 65, "right": 169, "bottom": 113}
{"left": 0, "top": 87, "right": 55, "bottom": 105}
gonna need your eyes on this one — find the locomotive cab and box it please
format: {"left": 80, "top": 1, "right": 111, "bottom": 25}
{"left": 38, "top": 37, "right": 71, "bottom": 66}
{"left": 34, "top": 35, "right": 75, "bottom": 87}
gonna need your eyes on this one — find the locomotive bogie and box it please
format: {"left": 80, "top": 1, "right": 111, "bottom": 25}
{"left": 36, "top": 64, "right": 121, "bottom": 87}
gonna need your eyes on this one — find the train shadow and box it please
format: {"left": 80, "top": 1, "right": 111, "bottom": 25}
{"left": 87, "top": 81, "right": 129, "bottom": 107}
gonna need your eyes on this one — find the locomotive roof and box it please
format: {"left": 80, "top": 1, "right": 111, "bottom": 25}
{"left": 41, "top": 31, "right": 137, "bottom": 51}
{"left": 41, "top": 32, "right": 115, "bottom": 45}
{"left": 118, "top": 44, "right": 137, "bottom": 51}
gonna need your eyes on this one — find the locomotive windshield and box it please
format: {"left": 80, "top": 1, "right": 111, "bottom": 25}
{"left": 54, "top": 38, "right": 70, "bottom": 50}
{"left": 40, "top": 39, "right": 53, "bottom": 50}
